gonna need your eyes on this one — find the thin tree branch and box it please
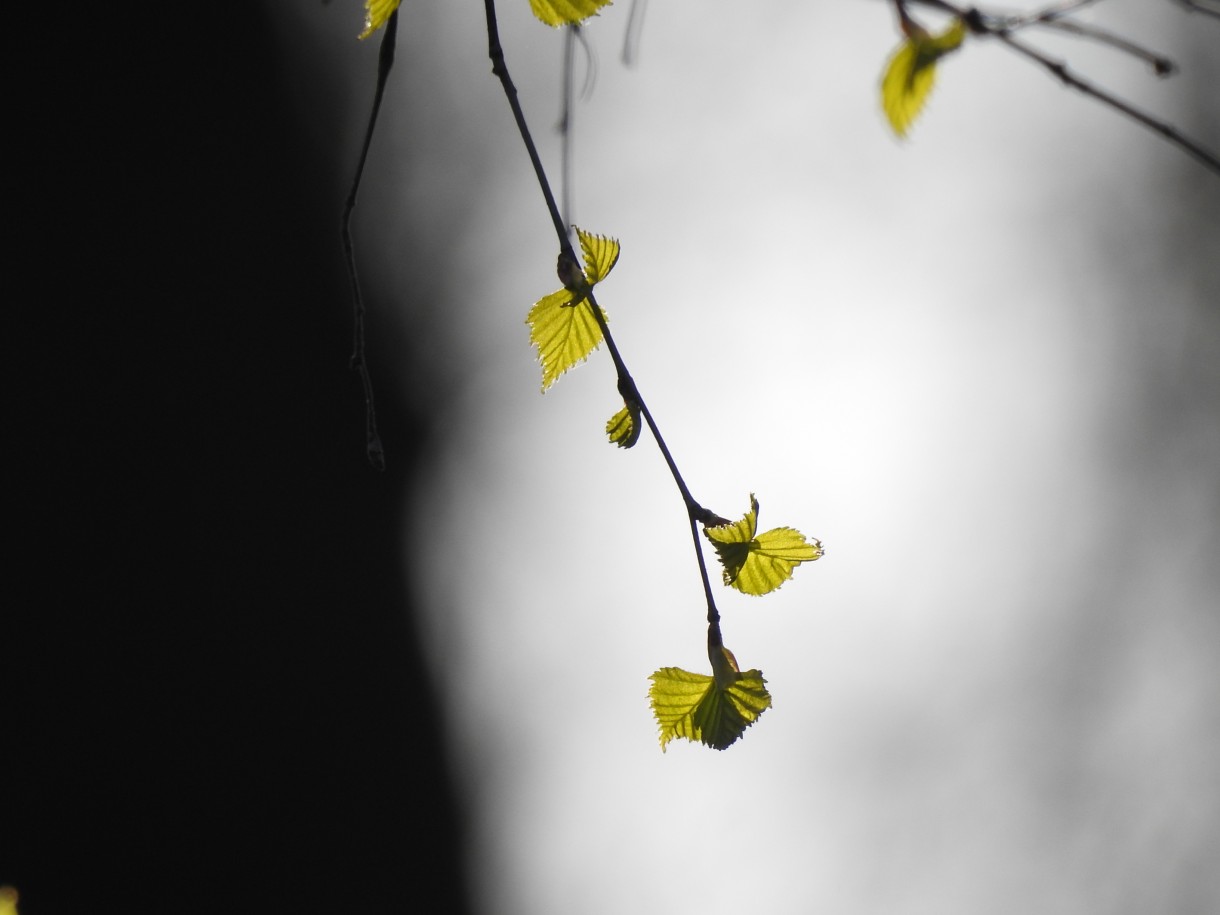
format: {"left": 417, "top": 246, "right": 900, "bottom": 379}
{"left": 1003, "top": 0, "right": 1104, "bottom": 26}
{"left": 484, "top": 0, "right": 571, "bottom": 252}
{"left": 484, "top": 0, "right": 724, "bottom": 630}
{"left": 341, "top": 9, "right": 398, "bottom": 470}
{"left": 991, "top": 27, "right": 1220, "bottom": 174}
{"left": 900, "top": 0, "right": 1220, "bottom": 178}
{"left": 1034, "top": 16, "right": 1176, "bottom": 76}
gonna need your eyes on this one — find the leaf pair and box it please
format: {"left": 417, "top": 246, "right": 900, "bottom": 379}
{"left": 649, "top": 646, "right": 772, "bottom": 751}
{"left": 649, "top": 497, "right": 820, "bottom": 751}
{"left": 525, "top": 227, "right": 620, "bottom": 392}
{"left": 704, "top": 494, "right": 823, "bottom": 596}
{"left": 881, "top": 18, "right": 967, "bottom": 137}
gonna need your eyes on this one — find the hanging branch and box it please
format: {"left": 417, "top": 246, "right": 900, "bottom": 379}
{"left": 485, "top": 7, "right": 800, "bottom": 754}
{"left": 483, "top": 0, "right": 728, "bottom": 630}
{"left": 341, "top": 9, "right": 400, "bottom": 470}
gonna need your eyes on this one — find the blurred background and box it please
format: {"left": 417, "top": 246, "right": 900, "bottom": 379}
{"left": 7, "top": 2, "right": 1216, "bottom": 914}
{"left": 271, "top": 1, "right": 1219, "bottom": 913}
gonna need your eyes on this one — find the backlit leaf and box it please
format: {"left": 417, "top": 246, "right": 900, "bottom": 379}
{"left": 525, "top": 226, "right": 618, "bottom": 391}
{"left": 530, "top": 0, "right": 614, "bottom": 27}
{"left": 577, "top": 227, "right": 620, "bottom": 285}
{"left": 606, "top": 402, "right": 641, "bottom": 448}
{"left": 0, "top": 886, "right": 18, "bottom": 915}
{"left": 649, "top": 650, "right": 771, "bottom": 751}
{"left": 359, "top": 0, "right": 401, "bottom": 39}
{"left": 704, "top": 494, "right": 823, "bottom": 595}
{"left": 526, "top": 289, "right": 608, "bottom": 392}
{"left": 880, "top": 19, "right": 967, "bottom": 137}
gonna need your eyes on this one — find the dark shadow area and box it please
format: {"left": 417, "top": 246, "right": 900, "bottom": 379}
{"left": 5, "top": 8, "right": 469, "bottom": 914}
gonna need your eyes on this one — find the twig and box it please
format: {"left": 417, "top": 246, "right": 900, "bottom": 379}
{"left": 341, "top": 9, "right": 398, "bottom": 470}
{"left": 484, "top": 0, "right": 725, "bottom": 633}
{"left": 484, "top": 1, "right": 569, "bottom": 253}
{"left": 1005, "top": 0, "right": 1103, "bottom": 26}
{"left": 992, "top": 27, "right": 1220, "bottom": 175}
{"left": 901, "top": 0, "right": 1220, "bottom": 178}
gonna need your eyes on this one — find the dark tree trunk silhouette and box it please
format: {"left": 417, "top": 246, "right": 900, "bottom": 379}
{"left": 5, "top": 7, "right": 470, "bottom": 914}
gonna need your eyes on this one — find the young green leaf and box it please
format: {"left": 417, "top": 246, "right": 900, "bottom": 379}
{"left": 526, "top": 289, "right": 607, "bottom": 391}
{"left": 526, "top": 226, "right": 620, "bottom": 391}
{"left": 649, "top": 648, "right": 772, "bottom": 751}
{"left": 606, "top": 401, "right": 641, "bottom": 448}
{"left": 881, "top": 18, "right": 967, "bottom": 138}
{"left": 359, "top": 0, "right": 401, "bottom": 39}
{"left": 704, "top": 494, "right": 823, "bottom": 595}
{"left": 576, "top": 226, "right": 620, "bottom": 285}
{"left": 530, "top": 0, "right": 614, "bottom": 28}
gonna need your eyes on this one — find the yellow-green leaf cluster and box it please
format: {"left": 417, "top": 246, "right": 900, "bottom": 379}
{"left": 649, "top": 648, "right": 771, "bottom": 751}
{"left": 526, "top": 227, "right": 620, "bottom": 391}
{"left": 359, "top": 0, "right": 400, "bottom": 39}
{"left": 0, "top": 886, "right": 18, "bottom": 915}
{"left": 530, "top": 0, "right": 613, "bottom": 27}
{"left": 704, "top": 494, "right": 822, "bottom": 595}
{"left": 881, "top": 19, "right": 967, "bottom": 137}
